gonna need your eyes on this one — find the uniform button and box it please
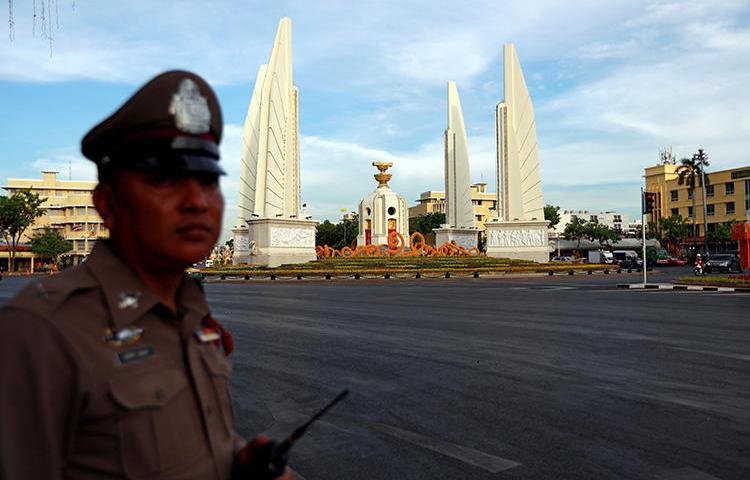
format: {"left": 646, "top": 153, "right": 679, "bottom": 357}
{"left": 154, "top": 388, "right": 165, "bottom": 401}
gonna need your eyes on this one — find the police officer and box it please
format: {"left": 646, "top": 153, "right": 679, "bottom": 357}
{"left": 0, "top": 71, "right": 292, "bottom": 480}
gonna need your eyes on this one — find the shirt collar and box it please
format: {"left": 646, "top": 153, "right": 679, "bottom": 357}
{"left": 84, "top": 241, "right": 210, "bottom": 333}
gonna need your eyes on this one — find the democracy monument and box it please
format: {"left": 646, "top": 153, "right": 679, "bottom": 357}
{"left": 232, "top": 18, "right": 318, "bottom": 267}
{"left": 231, "top": 17, "right": 547, "bottom": 265}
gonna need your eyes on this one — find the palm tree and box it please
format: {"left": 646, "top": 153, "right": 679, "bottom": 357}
{"left": 676, "top": 149, "right": 710, "bottom": 252}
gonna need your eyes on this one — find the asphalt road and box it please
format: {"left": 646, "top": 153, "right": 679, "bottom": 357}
{"left": 2, "top": 269, "right": 749, "bottom": 479}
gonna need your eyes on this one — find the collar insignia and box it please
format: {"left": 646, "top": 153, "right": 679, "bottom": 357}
{"left": 103, "top": 325, "right": 144, "bottom": 347}
{"left": 169, "top": 78, "right": 211, "bottom": 134}
{"left": 117, "top": 292, "right": 140, "bottom": 310}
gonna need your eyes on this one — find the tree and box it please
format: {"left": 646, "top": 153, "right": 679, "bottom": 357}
{"left": 334, "top": 215, "right": 359, "bottom": 250}
{"left": 563, "top": 217, "right": 588, "bottom": 252}
{"left": 676, "top": 150, "right": 710, "bottom": 248}
{"left": 410, "top": 212, "right": 446, "bottom": 236}
{"left": 658, "top": 215, "right": 690, "bottom": 255}
{"left": 0, "top": 189, "right": 46, "bottom": 271}
{"left": 31, "top": 228, "right": 72, "bottom": 269}
{"left": 706, "top": 220, "right": 736, "bottom": 249}
{"left": 543, "top": 205, "right": 561, "bottom": 230}
{"left": 585, "top": 223, "right": 621, "bottom": 250}
{"left": 315, "top": 217, "right": 359, "bottom": 250}
{"left": 316, "top": 220, "right": 337, "bottom": 247}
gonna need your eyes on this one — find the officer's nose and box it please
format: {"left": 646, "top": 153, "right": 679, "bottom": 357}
{"left": 180, "top": 178, "right": 210, "bottom": 212}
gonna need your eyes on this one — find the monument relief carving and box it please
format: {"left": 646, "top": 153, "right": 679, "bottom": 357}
{"left": 270, "top": 227, "right": 315, "bottom": 248}
{"left": 489, "top": 228, "right": 545, "bottom": 247}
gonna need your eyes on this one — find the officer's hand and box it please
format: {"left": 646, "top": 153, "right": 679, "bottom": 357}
{"left": 233, "top": 435, "right": 294, "bottom": 480}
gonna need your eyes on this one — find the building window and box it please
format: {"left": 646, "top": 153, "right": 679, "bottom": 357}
{"left": 670, "top": 190, "right": 678, "bottom": 201}
{"left": 706, "top": 204, "right": 715, "bottom": 216}
{"left": 688, "top": 190, "right": 693, "bottom": 200}
{"left": 76, "top": 240, "right": 85, "bottom": 251}
{"left": 688, "top": 206, "right": 693, "bottom": 217}
{"left": 705, "top": 185, "right": 714, "bottom": 197}
{"left": 726, "top": 182, "right": 734, "bottom": 195}
{"left": 570, "top": 215, "right": 578, "bottom": 222}
{"left": 671, "top": 208, "right": 679, "bottom": 216}
{"left": 590, "top": 215, "right": 598, "bottom": 223}
{"left": 726, "top": 202, "right": 735, "bottom": 215}
{"left": 76, "top": 207, "right": 86, "bottom": 216}
{"left": 476, "top": 215, "right": 482, "bottom": 221}
{"left": 613, "top": 215, "right": 622, "bottom": 222}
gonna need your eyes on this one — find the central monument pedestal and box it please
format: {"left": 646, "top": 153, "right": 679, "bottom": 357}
{"left": 485, "top": 219, "right": 550, "bottom": 263}
{"left": 233, "top": 218, "right": 318, "bottom": 267}
{"left": 434, "top": 227, "right": 478, "bottom": 250}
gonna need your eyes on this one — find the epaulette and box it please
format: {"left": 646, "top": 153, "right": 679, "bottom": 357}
{"left": 5, "top": 267, "right": 99, "bottom": 319}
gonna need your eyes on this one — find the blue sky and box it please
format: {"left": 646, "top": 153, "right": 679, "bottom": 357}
{"left": 2, "top": 0, "right": 749, "bottom": 241}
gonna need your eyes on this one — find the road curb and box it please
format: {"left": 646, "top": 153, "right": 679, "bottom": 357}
{"left": 617, "top": 283, "right": 750, "bottom": 293}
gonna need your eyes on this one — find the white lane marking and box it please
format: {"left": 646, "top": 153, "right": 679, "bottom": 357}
{"left": 367, "top": 421, "right": 521, "bottom": 473}
{"left": 668, "top": 346, "right": 750, "bottom": 362}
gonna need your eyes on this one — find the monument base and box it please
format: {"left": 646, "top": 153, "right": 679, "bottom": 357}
{"left": 433, "top": 227, "right": 478, "bottom": 250}
{"left": 232, "top": 217, "right": 318, "bottom": 268}
{"left": 484, "top": 219, "right": 550, "bottom": 263}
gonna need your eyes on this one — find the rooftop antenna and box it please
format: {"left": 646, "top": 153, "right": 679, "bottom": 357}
{"left": 659, "top": 147, "right": 675, "bottom": 165}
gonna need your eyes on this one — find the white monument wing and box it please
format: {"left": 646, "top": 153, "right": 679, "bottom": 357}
{"left": 236, "top": 17, "right": 300, "bottom": 225}
{"left": 445, "top": 81, "right": 474, "bottom": 229}
{"left": 496, "top": 44, "right": 544, "bottom": 222}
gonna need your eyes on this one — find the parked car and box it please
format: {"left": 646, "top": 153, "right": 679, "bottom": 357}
{"left": 612, "top": 250, "right": 643, "bottom": 269}
{"left": 587, "top": 250, "right": 614, "bottom": 264}
{"left": 705, "top": 254, "right": 742, "bottom": 273}
{"left": 665, "top": 256, "right": 687, "bottom": 266}
{"left": 551, "top": 256, "right": 575, "bottom": 262}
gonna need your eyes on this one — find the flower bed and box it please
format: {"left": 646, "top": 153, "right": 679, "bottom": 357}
{"left": 196, "top": 257, "right": 608, "bottom": 278}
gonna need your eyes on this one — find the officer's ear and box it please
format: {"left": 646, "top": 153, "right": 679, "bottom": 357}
{"left": 93, "top": 183, "right": 116, "bottom": 231}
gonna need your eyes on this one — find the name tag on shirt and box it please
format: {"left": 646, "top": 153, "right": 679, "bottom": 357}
{"left": 117, "top": 346, "right": 155, "bottom": 365}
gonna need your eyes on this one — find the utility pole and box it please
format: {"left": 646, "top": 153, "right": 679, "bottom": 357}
{"left": 641, "top": 188, "right": 647, "bottom": 284}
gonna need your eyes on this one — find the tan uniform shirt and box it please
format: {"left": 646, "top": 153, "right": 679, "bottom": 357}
{"left": 0, "top": 242, "right": 242, "bottom": 479}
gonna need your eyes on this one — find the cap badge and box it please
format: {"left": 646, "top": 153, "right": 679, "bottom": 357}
{"left": 118, "top": 291, "right": 141, "bottom": 310}
{"left": 169, "top": 78, "right": 211, "bottom": 134}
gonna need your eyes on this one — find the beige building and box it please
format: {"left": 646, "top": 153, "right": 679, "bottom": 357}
{"left": 645, "top": 163, "right": 750, "bottom": 239}
{"left": 3, "top": 171, "right": 107, "bottom": 268}
{"left": 409, "top": 183, "right": 497, "bottom": 230}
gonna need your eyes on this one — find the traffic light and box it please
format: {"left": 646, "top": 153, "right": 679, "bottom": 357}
{"left": 643, "top": 191, "right": 656, "bottom": 214}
